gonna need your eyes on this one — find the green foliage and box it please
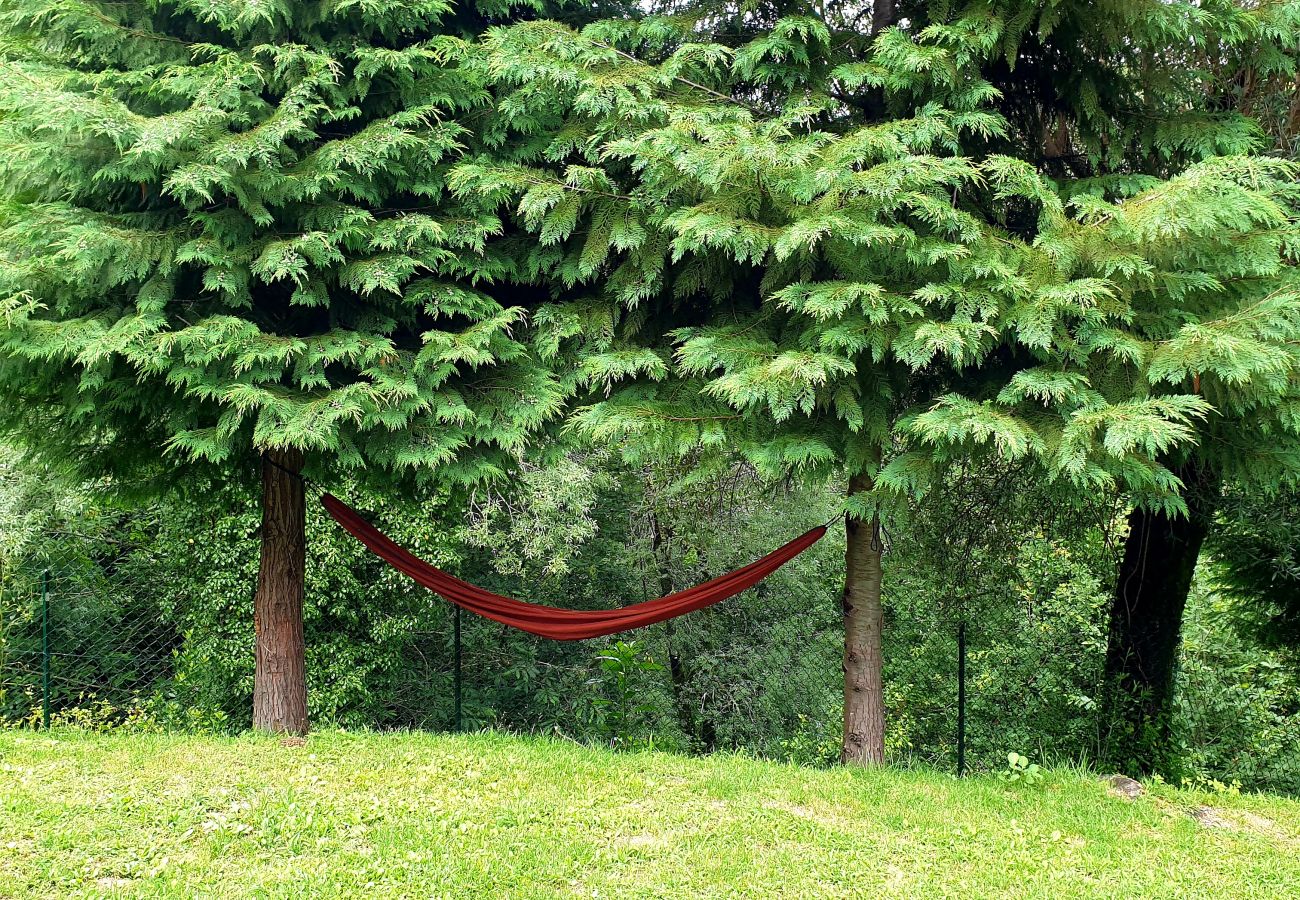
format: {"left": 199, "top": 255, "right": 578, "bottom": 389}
{"left": 881, "top": 462, "right": 1120, "bottom": 770}
{"left": 464, "top": 4, "right": 1300, "bottom": 516}
{"left": 462, "top": 452, "right": 612, "bottom": 576}
{"left": 999, "top": 751, "right": 1044, "bottom": 787}
{"left": 0, "top": 454, "right": 179, "bottom": 727}
{"left": 125, "top": 473, "right": 468, "bottom": 730}
{"left": 1206, "top": 484, "right": 1300, "bottom": 657}
{"left": 1176, "top": 587, "right": 1300, "bottom": 794}
{"left": 778, "top": 705, "right": 844, "bottom": 768}
{"left": 589, "top": 639, "right": 664, "bottom": 749}
{"left": 0, "top": 0, "right": 569, "bottom": 487}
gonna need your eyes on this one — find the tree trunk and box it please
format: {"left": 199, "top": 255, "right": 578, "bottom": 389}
{"left": 842, "top": 470, "right": 886, "bottom": 766}
{"left": 1101, "top": 462, "right": 1218, "bottom": 774}
{"left": 252, "top": 447, "right": 309, "bottom": 734}
{"left": 651, "top": 508, "right": 717, "bottom": 752}
{"left": 871, "top": 1, "right": 897, "bottom": 36}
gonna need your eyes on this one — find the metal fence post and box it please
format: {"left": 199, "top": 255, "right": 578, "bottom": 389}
{"left": 956, "top": 618, "right": 967, "bottom": 777}
{"left": 41, "top": 568, "right": 50, "bottom": 730}
{"left": 453, "top": 604, "right": 462, "bottom": 732}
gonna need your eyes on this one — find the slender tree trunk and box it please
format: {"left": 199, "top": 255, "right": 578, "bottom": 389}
{"left": 1101, "top": 462, "right": 1219, "bottom": 774}
{"left": 252, "top": 447, "right": 309, "bottom": 734}
{"left": 654, "top": 514, "right": 696, "bottom": 746}
{"left": 842, "top": 470, "right": 886, "bottom": 766}
{"left": 651, "top": 508, "right": 716, "bottom": 751}
{"left": 871, "top": 0, "right": 897, "bottom": 36}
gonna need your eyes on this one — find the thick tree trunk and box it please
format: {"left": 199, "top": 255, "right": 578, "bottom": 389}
{"left": 842, "top": 470, "right": 886, "bottom": 766}
{"left": 252, "top": 448, "right": 309, "bottom": 734}
{"left": 1101, "top": 462, "right": 1218, "bottom": 773}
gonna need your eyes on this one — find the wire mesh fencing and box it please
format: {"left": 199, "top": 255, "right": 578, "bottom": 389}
{"left": 0, "top": 512, "right": 853, "bottom": 766}
{"left": 434, "top": 586, "right": 847, "bottom": 762}
{"left": 0, "top": 544, "right": 1088, "bottom": 777}
{"left": 0, "top": 515, "right": 182, "bottom": 729}
{"left": 0, "top": 558, "right": 1101, "bottom": 776}
{"left": 0, "top": 467, "right": 1118, "bottom": 778}
{"left": 387, "top": 578, "right": 1104, "bottom": 777}
{"left": 0, "top": 497, "right": 849, "bottom": 761}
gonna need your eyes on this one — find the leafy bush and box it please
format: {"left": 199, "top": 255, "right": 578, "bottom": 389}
{"left": 1175, "top": 588, "right": 1300, "bottom": 794}
{"left": 590, "top": 641, "right": 666, "bottom": 749}
{"left": 1207, "top": 485, "right": 1300, "bottom": 660}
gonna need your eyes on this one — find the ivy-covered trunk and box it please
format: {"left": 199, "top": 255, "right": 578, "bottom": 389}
{"left": 841, "top": 470, "right": 885, "bottom": 766}
{"left": 1101, "top": 462, "right": 1219, "bottom": 774}
{"left": 252, "top": 448, "right": 308, "bottom": 734}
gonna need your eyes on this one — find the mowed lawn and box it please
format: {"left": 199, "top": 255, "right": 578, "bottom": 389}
{"left": 1, "top": 730, "right": 1298, "bottom": 899}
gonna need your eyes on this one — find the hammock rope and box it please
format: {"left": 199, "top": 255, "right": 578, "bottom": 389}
{"left": 319, "top": 492, "right": 834, "bottom": 641}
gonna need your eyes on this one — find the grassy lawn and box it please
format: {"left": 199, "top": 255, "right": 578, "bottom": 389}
{"left": 1, "top": 730, "right": 1298, "bottom": 898}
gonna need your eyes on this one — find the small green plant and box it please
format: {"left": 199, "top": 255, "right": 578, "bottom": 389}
{"left": 22, "top": 695, "right": 155, "bottom": 732}
{"left": 779, "top": 695, "right": 846, "bottom": 767}
{"left": 1000, "top": 752, "right": 1044, "bottom": 787}
{"left": 1179, "top": 773, "right": 1242, "bottom": 797}
{"left": 590, "top": 641, "right": 664, "bottom": 750}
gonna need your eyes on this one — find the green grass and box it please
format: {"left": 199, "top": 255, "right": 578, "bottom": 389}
{"left": 1, "top": 730, "right": 1298, "bottom": 898}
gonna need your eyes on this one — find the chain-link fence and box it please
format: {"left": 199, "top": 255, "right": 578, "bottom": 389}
{"left": 1, "top": 464, "right": 1121, "bottom": 777}
{"left": 0, "top": 488, "right": 848, "bottom": 757}
{"left": 0, "top": 549, "right": 847, "bottom": 762}
{"left": 0, "top": 553, "right": 1107, "bottom": 775}
{"left": 0, "top": 516, "right": 180, "bottom": 729}
{"left": 435, "top": 583, "right": 847, "bottom": 760}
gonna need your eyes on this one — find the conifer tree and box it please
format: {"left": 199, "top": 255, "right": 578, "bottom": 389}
{"left": 0, "top": 0, "right": 572, "bottom": 733}
{"left": 1056, "top": 1, "right": 1300, "bottom": 772}
{"left": 464, "top": 3, "right": 1300, "bottom": 765}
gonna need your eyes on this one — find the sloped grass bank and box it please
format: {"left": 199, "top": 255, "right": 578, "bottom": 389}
{"left": 1, "top": 729, "right": 1297, "bottom": 898}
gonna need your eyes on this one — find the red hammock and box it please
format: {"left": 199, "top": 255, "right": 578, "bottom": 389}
{"left": 321, "top": 493, "right": 829, "bottom": 641}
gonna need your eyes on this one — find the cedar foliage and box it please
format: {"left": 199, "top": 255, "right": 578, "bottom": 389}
{"left": 0, "top": 0, "right": 1297, "bottom": 760}
{"left": 0, "top": 0, "right": 574, "bottom": 486}
{"left": 469, "top": 2, "right": 1300, "bottom": 511}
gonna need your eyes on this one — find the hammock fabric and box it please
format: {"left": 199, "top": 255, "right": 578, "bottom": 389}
{"left": 321, "top": 493, "right": 829, "bottom": 641}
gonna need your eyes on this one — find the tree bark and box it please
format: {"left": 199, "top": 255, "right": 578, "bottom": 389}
{"left": 842, "top": 470, "right": 886, "bottom": 766}
{"left": 252, "top": 447, "right": 309, "bottom": 734}
{"left": 871, "top": 1, "right": 898, "bottom": 36}
{"left": 1101, "top": 462, "right": 1219, "bottom": 774}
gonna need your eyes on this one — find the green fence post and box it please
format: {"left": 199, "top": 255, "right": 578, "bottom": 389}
{"left": 956, "top": 618, "right": 966, "bottom": 777}
{"left": 453, "top": 605, "right": 463, "bottom": 732}
{"left": 41, "top": 568, "right": 50, "bottom": 730}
